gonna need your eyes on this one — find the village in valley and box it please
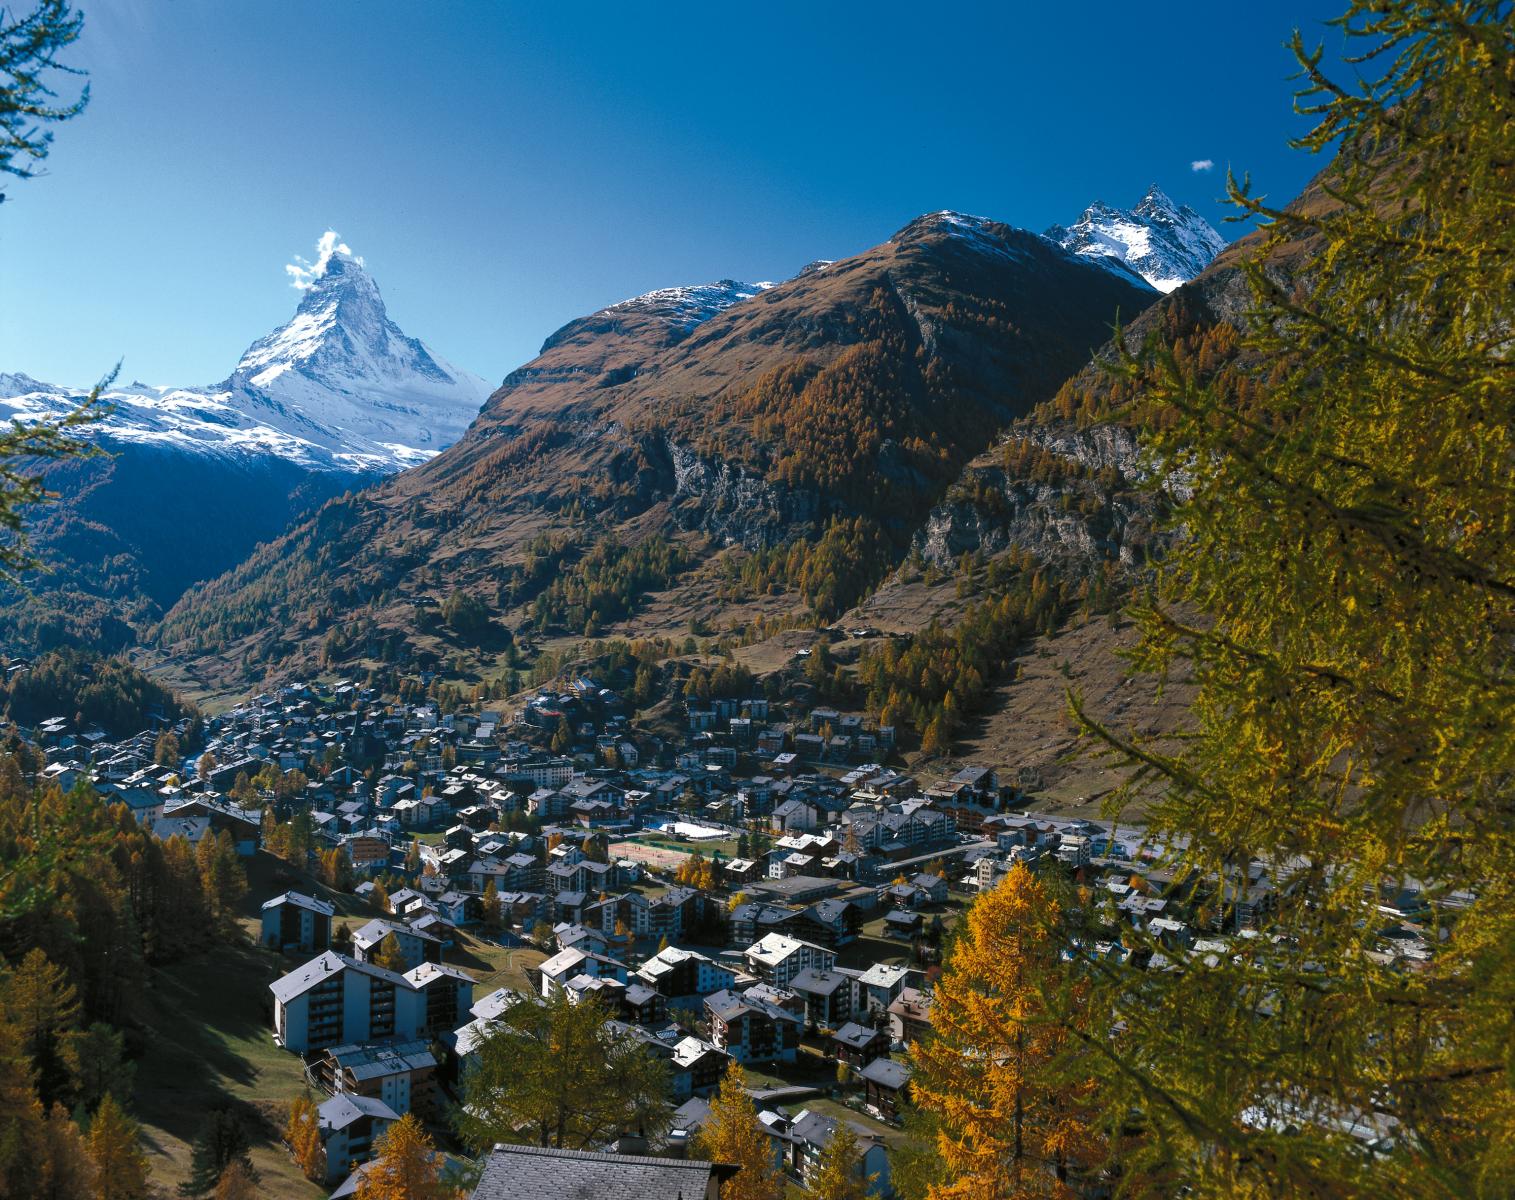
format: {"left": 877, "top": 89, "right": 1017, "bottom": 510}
{"left": 7, "top": 654, "right": 1425, "bottom": 1198}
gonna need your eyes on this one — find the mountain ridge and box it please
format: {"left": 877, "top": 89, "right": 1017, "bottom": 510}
{"left": 153, "top": 208, "right": 1158, "bottom": 690}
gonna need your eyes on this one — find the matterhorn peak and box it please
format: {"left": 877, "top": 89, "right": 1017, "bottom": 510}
{"left": 0, "top": 233, "right": 493, "bottom": 478}
{"left": 1046, "top": 185, "right": 1226, "bottom": 293}
{"left": 286, "top": 230, "right": 365, "bottom": 290}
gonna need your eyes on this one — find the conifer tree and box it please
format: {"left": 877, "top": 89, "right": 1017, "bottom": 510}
{"left": 694, "top": 1063, "right": 784, "bottom": 1200}
{"left": 1067, "top": 3, "right": 1515, "bottom": 1196}
{"left": 457, "top": 992, "right": 669, "bottom": 1152}
{"left": 195, "top": 831, "right": 246, "bottom": 929}
{"left": 39, "top": 1102, "right": 95, "bottom": 1200}
{"left": 65, "top": 1023, "right": 132, "bottom": 1114}
{"left": 0, "top": 1018, "right": 48, "bottom": 1197}
{"left": 153, "top": 731, "right": 179, "bottom": 768}
{"left": 805, "top": 1120, "right": 872, "bottom": 1200}
{"left": 356, "top": 1114, "right": 456, "bottom": 1200}
{"left": 373, "top": 932, "right": 408, "bottom": 974}
{"left": 87, "top": 1094, "right": 148, "bottom": 1200}
{"left": 210, "top": 1162, "right": 258, "bottom": 1200}
{"left": 481, "top": 880, "right": 501, "bottom": 934}
{"left": 178, "top": 1108, "right": 254, "bottom": 1198}
{"left": 284, "top": 1092, "right": 323, "bottom": 1182}
{"left": 1, "top": 948, "right": 82, "bottom": 1107}
{"left": 911, "top": 865, "right": 1098, "bottom": 1199}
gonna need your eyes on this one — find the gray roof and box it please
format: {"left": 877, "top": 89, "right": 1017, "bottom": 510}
{"left": 269, "top": 951, "right": 409, "bottom": 1004}
{"left": 833, "top": 1021, "right": 886, "bottom": 1049}
{"left": 319, "top": 1092, "right": 399, "bottom": 1131}
{"left": 790, "top": 968, "right": 849, "bottom": 996}
{"left": 859, "top": 1056, "right": 913, "bottom": 1090}
{"left": 261, "top": 890, "right": 336, "bottom": 917}
{"left": 470, "top": 1143, "right": 726, "bottom": 1200}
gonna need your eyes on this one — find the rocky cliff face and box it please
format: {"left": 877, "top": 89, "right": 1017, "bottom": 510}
{"left": 913, "top": 420, "right": 1156, "bottom": 572}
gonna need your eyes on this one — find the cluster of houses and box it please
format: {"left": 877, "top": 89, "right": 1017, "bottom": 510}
{"left": 5, "top": 670, "right": 1446, "bottom": 1198}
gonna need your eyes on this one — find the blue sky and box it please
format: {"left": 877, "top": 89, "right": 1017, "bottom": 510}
{"left": 2, "top": 1, "right": 1345, "bottom": 389}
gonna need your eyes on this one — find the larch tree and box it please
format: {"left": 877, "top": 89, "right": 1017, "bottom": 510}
{"left": 456, "top": 991, "right": 669, "bottom": 1152}
{"left": 86, "top": 1094, "right": 148, "bottom": 1200}
{"left": 178, "top": 1108, "right": 253, "bottom": 1198}
{"left": 284, "top": 1092, "right": 324, "bottom": 1183}
{"left": 39, "top": 1102, "right": 95, "bottom": 1200}
{"left": 911, "top": 865, "right": 1100, "bottom": 1199}
{"left": 210, "top": 1162, "right": 258, "bottom": 1200}
{"left": 355, "top": 1114, "right": 456, "bottom": 1200}
{"left": 1066, "top": 2, "right": 1515, "bottom": 1196}
{"left": 805, "top": 1120, "right": 872, "bottom": 1200}
{"left": 0, "top": 0, "right": 104, "bottom": 575}
{"left": 0, "top": 1018, "right": 49, "bottom": 1197}
{"left": 1, "top": 948, "right": 82, "bottom": 1108}
{"left": 373, "top": 932, "right": 409, "bottom": 974}
{"left": 693, "top": 1063, "right": 784, "bottom": 1200}
{"left": 481, "top": 880, "right": 500, "bottom": 934}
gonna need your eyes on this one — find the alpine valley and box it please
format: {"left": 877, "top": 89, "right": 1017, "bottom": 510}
{"left": 6, "top": 192, "right": 1240, "bottom": 792}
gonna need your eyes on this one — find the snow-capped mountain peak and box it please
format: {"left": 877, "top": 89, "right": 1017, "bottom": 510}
{"left": 1046, "top": 186, "right": 1226, "bottom": 292}
{"left": 1, "top": 234, "right": 494, "bottom": 475}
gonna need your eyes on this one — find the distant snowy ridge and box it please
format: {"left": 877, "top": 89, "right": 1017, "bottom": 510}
{"left": 604, "top": 279, "right": 775, "bottom": 331}
{"left": 0, "top": 238, "right": 493, "bottom": 475}
{"left": 1046, "top": 185, "right": 1227, "bottom": 292}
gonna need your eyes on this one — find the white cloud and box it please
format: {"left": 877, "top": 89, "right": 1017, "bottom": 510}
{"left": 285, "top": 230, "right": 361, "bottom": 290}
{"left": 1190, "top": 159, "right": 1215, "bottom": 173}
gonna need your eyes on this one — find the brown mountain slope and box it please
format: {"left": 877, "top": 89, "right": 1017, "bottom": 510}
{"left": 826, "top": 167, "right": 1338, "bottom": 793}
{"left": 152, "top": 214, "right": 1155, "bottom": 694}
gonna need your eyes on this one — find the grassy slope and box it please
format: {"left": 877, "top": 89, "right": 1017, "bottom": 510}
{"left": 133, "top": 940, "right": 323, "bottom": 1198}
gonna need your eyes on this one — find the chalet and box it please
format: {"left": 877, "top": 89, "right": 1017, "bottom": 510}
{"left": 342, "top": 832, "right": 391, "bottom": 870}
{"left": 312, "top": 1040, "right": 438, "bottom": 1118}
{"left": 857, "top": 963, "right": 911, "bottom": 1015}
{"left": 407, "top": 961, "right": 476, "bottom": 1035}
{"left": 538, "top": 947, "right": 629, "bottom": 998}
{"left": 705, "top": 989, "right": 801, "bottom": 1066}
{"left": 887, "top": 987, "right": 932, "bottom": 1045}
{"left": 780, "top": 1109, "right": 890, "bottom": 1196}
{"left": 744, "top": 933, "right": 835, "bottom": 988}
{"left": 620, "top": 982, "right": 666, "bottom": 1026}
{"left": 162, "top": 795, "right": 261, "bottom": 855}
{"left": 859, "top": 1057, "right": 912, "bottom": 1123}
{"left": 352, "top": 919, "right": 443, "bottom": 971}
{"left": 319, "top": 1094, "right": 398, "bottom": 1185}
{"left": 261, "top": 891, "right": 335, "bottom": 954}
{"left": 271, "top": 954, "right": 418, "bottom": 1053}
{"left": 667, "top": 1034, "right": 729, "bottom": 1100}
{"left": 635, "top": 946, "right": 735, "bottom": 1006}
{"left": 831, "top": 1021, "right": 891, "bottom": 1069}
{"left": 789, "top": 968, "right": 855, "bottom": 1030}
{"left": 800, "top": 898, "right": 860, "bottom": 948}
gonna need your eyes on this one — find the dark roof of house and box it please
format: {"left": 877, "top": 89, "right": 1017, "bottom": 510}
{"left": 470, "top": 1143, "right": 729, "bottom": 1200}
{"left": 790, "top": 968, "right": 849, "bottom": 996}
{"left": 833, "top": 1021, "right": 887, "bottom": 1049}
{"left": 859, "top": 1057, "right": 913, "bottom": 1090}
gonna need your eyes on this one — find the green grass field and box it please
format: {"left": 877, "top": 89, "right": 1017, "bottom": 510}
{"left": 132, "top": 939, "right": 323, "bottom": 1197}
